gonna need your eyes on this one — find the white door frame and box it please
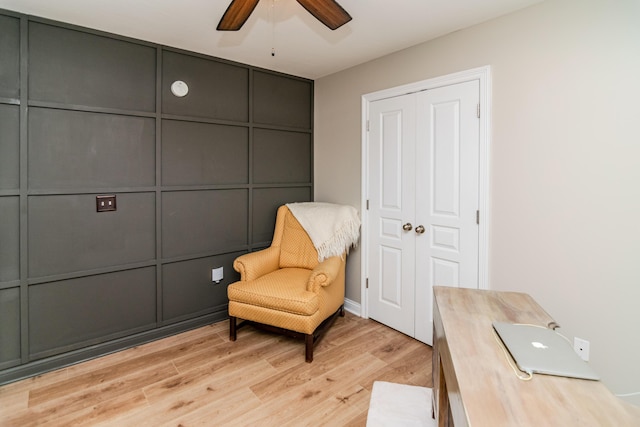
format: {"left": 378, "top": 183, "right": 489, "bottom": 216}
{"left": 360, "top": 66, "right": 491, "bottom": 318}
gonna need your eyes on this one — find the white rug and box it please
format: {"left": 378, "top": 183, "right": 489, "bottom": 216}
{"left": 366, "top": 381, "right": 435, "bottom": 427}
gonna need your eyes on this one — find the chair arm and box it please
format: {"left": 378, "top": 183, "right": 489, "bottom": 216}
{"left": 233, "top": 246, "right": 280, "bottom": 281}
{"left": 307, "top": 256, "right": 343, "bottom": 293}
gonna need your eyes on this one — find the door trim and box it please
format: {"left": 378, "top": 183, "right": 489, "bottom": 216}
{"left": 360, "top": 66, "right": 491, "bottom": 318}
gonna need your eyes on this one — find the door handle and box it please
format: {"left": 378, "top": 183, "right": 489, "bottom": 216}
{"left": 415, "top": 225, "right": 425, "bottom": 234}
{"left": 402, "top": 223, "right": 413, "bottom": 231}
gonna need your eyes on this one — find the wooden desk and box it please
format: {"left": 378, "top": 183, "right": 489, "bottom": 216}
{"left": 432, "top": 286, "right": 640, "bottom": 426}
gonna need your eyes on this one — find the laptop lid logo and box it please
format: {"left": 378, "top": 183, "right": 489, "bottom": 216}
{"left": 531, "top": 341, "right": 548, "bottom": 349}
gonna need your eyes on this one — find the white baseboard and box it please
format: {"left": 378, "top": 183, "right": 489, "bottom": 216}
{"left": 344, "top": 298, "right": 361, "bottom": 317}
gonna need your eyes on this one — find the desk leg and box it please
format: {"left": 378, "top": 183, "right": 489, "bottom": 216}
{"left": 432, "top": 326, "right": 437, "bottom": 419}
{"left": 433, "top": 324, "right": 451, "bottom": 427}
{"left": 438, "top": 358, "right": 451, "bottom": 426}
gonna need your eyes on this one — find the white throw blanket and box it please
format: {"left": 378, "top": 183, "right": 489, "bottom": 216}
{"left": 286, "top": 202, "right": 360, "bottom": 262}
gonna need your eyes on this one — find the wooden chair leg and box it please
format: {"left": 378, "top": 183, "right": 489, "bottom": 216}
{"left": 305, "top": 334, "right": 314, "bottom": 363}
{"left": 229, "top": 316, "right": 237, "bottom": 341}
{"left": 339, "top": 305, "right": 345, "bottom": 317}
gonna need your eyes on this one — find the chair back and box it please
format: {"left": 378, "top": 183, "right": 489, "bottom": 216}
{"left": 273, "top": 206, "right": 319, "bottom": 270}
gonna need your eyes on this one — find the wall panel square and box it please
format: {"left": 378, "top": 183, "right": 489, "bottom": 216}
{"left": 162, "top": 189, "right": 248, "bottom": 258}
{"left": 252, "top": 187, "right": 311, "bottom": 243}
{"left": 29, "top": 22, "right": 156, "bottom": 111}
{"left": 162, "top": 51, "right": 249, "bottom": 122}
{"left": 162, "top": 252, "right": 242, "bottom": 323}
{"left": 253, "top": 71, "right": 312, "bottom": 129}
{"left": 0, "top": 196, "right": 19, "bottom": 282}
{"left": 0, "top": 14, "right": 20, "bottom": 99}
{"left": 28, "top": 108, "right": 156, "bottom": 189}
{"left": 162, "top": 120, "right": 248, "bottom": 186}
{"left": 28, "top": 193, "right": 156, "bottom": 278}
{"left": 0, "top": 288, "right": 20, "bottom": 368}
{"left": 0, "top": 105, "right": 19, "bottom": 190}
{"left": 28, "top": 267, "right": 156, "bottom": 358}
{"left": 253, "top": 128, "right": 311, "bottom": 184}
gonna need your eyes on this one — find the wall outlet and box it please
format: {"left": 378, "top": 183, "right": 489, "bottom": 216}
{"left": 211, "top": 267, "right": 223, "bottom": 283}
{"left": 573, "top": 337, "right": 590, "bottom": 361}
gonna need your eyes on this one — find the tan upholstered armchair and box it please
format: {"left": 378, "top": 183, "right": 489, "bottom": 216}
{"left": 227, "top": 205, "right": 346, "bottom": 362}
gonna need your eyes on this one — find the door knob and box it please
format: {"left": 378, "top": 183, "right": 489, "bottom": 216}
{"left": 402, "top": 223, "right": 413, "bottom": 231}
{"left": 415, "top": 225, "right": 425, "bottom": 234}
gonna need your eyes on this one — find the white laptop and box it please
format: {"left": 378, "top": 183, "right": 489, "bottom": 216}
{"left": 492, "top": 321, "right": 600, "bottom": 380}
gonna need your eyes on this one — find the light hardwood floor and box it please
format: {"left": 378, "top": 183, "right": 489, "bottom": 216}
{"left": 0, "top": 313, "right": 432, "bottom": 426}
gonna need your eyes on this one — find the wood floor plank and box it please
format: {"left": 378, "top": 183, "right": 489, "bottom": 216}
{"left": 37, "top": 389, "right": 148, "bottom": 427}
{"left": 0, "top": 389, "right": 29, "bottom": 426}
{"left": 159, "top": 386, "right": 262, "bottom": 427}
{"left": 143, "top": 356, "right": 275, "bottom": 404}
{"left": 239, "top": 352, "right": 388, "bottom": 425}
{"left": 280, "top": 384, "right": 372, "bottom": 427}
{"left": 4, "top": 363, "right": 177, "bottom": 426}
{"left": 344, "top": 410, "right": 369, "bottom": 427}
{"left": 117, "top": 360, "right": 276, "bottom": 426}
{"left": 360, "top": 344, "right": 433, "bottom": 392}
{"left": 27, "top": 333, "right": 223, "bottom": 408}
{"left": 172, "top": 331, "right": 292, "bottom": 374}
{"left": 65, "top": 324, "right": 224, "bottom": 378}
{"left": 0, "top": 389, "right": 29, "bottom": 419}
{"left": 369, "top": 331, "right": 424, "bottom": 364}
{"left": 250, "top": 327, "right": 400, "bottom": 402}
{"left": 0, "top": 367, "right": 69, "bottom": 398}
{"left": 0, "top": 313, "right": 433, "bottom": 427}
{"left": 263, "top": 345, "right": 306, "bottom": 372}
{"left": 28, "top": 360, "right": 178, "bottom": 408}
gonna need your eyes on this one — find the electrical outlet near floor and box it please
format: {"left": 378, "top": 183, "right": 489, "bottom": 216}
{"left": 211, "top": 266, "right": 223, "bottom": 283}
{"left": 574, "top": 337, "right": 590, "bottom": 361}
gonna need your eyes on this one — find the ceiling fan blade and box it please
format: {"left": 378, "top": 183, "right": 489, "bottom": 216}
{"left": 217, "top": 0, "right": 260, "bottom": 31}
{"left": 296, "top": 0, "right": 352, "bottom": 30}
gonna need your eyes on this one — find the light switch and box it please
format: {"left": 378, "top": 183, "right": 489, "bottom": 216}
{"left": 96, "top": 195, "right": 117, "bottom": 212}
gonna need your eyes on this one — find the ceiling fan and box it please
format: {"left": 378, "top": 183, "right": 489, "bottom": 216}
{"left": 217, "top": 0, "right": 352, "bottom": 31}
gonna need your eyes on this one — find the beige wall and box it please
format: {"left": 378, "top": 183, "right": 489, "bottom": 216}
{"left": 314, "top": 0, "right": 640, "bottom": 405}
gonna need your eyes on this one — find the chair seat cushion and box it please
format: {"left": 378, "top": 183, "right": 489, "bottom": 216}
{"left": 227, "top": 268, "right": 319, "bottom": 316}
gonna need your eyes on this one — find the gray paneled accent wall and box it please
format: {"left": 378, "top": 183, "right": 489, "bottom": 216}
{"left": 0, "top": 14, "right": 20, "bottom": 100}
{"left": 28, "top": 109, "right": 156, "bottom": 189}
{"left": 0, "top": 105, "right": 19, "bottom": 190}
{"left": 28, "top": 22, "right": 157, "bottom": 111}
{"left": 0, "top": 9, "right": 313, "bottom": 383}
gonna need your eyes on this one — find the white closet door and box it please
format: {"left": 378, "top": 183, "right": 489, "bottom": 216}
{"left": 414, "top": 80, "right": 480, "bottom": 344}
{"left": 367, "top": 80, "right": 480, "bottom": 346}
{"left": 367, "top": 93, "right": 417, "bottom": 337}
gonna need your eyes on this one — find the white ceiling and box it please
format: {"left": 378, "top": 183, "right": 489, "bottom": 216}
{"left": 0, "top": 0, "right": 542, "bottom": 79}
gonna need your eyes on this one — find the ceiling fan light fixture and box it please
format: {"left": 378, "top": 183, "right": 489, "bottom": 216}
{"left": 296, "top": 0, "right": 352, "bottom": 30}
{"left": 217, "top": 0, "right": 352, "bottom": 32}
{"left": 217, "top": 0, "right": 260, "bottom": 31}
